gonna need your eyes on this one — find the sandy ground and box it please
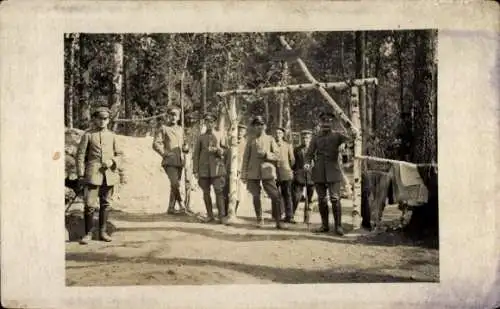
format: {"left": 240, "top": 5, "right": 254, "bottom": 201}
{"left": 65, "top": 135, "right": 439, "bottom": 286}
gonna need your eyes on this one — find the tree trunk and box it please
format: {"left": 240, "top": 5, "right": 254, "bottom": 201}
{"left": 355, "top": 31, "right": 367, "bottom": 152}
{"left": 66, "top": 33, "right": 79, "bottom": 129}
{"left": 79, "top": 35, "right": 91, "bottom": 130}
{"left": 281, "top": 61, "right": 292, "bottom": 140}
{"left": 227, "top": 96, "right": 238, "bottom": 219}
{"left": 202, "top": 33, "right": 208, "bottom": 116}
{"left": 167, "top": 35, "right": 174, "bottom": 109}
{"left": 372, "top": 40, "right": 381, "bottom": 132}
{"left": 111, "top": 34, "right": 124, "bottom": 131}
{"left": 396, "top": 32, "right": 413, "bottom": 160}
{"left": 404, "top": 30, "right": 438, "bottom": 245}
{"left": 350, "top": 86, "right": 363, "bottom": 230}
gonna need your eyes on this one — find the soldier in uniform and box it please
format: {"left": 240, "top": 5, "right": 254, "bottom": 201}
{"left": 304, "top": 112, "right": 356, "bottom": 236}
{"left": 193, "top": 113, "right": 228, "bottom": 224}
{"left": 241, "top": 116, "right": 285, "bottom": 229}
{"left": 292, "top": 129, "right": 315, "bottom": 217}
{"left": 76, "top": 106, "right": 124, "bottom": 244}
{"left": 153, "top": 106, "right": 192, "bottom": 215}
{"left": 274, "top": 127, "right": 296, "bottom": 223}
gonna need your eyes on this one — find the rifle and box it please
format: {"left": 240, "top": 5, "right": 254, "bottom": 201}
{"left": 303, "top": 172, "right": 311, "bottom": 226}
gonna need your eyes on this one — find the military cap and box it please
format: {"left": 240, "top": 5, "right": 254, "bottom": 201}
{"left": 300, "top": 129, "right": 313, "bottom": 135}
{"left": 275, "top": 127, "right": 286, "bottom": 132}
{"left": 166, "top": 106, "right": 181, "bottom": 115}
{"left": 203, "top": 112, "right": 217, "bottom": 122}
{"left": 251, "top": 116, "right": 266, "bottom": 125}
{"left": 237, "top": 123, "right": 247, "bottom": 129}
{"left": 318, "top": 111, "right": 335, "bottom": 121}
{"left": 92, "top": 106, "right": 110, "bottom": 117}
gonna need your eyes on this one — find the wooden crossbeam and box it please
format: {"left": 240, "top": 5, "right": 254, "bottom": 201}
{"left": 216, "top": 78, "right": 378, "bottom": 98}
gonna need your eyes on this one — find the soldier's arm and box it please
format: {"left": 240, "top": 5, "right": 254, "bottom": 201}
{"left": 264, "top": 138, "right": 280, "bottom": 162}
{"left": 76, "top": 132, "right": 90, "bottom": 178}
{"left": 192, "top": 136, "right": 201, "bottom": 175}
{"left": 289, "top": 144, "right": 296, "bottom": 168}
{"left": 112, "top": 134, "right": 124, "bottom": 169}
{"left": 304, "top": 136, "right": 317, "bottom": 166}
{"left": 240, "top": 140, "right": 251, "bottom": 180}
{"left": 152, "top": 126, "right": 165, "bottom": 157}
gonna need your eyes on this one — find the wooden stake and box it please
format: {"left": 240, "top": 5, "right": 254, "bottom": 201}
{"left": 350, "top": 87, "right": 362, "bottom": 230}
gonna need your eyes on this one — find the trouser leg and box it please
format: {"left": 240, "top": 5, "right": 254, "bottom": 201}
{"left": 281, "top": 181, "right": 294, "bottom": 222}
{"left": 247, "top": 180, "right": 263, "bottom": 226}
{"left": 80, "top": 184, "right": 99, "bottom": 244}
{"left": 315, "top": 183, "right": 329, "bottom": 232}
{"left": 328, "top": 182, "right": 344, "bottom": 236}
{"left": 262, "top": 179, "right": 283, "bottom": 229}
{"left": 213, "top": 176, "right": 227, "bottom": 222}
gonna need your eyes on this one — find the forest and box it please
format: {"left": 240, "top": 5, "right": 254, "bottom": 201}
{"left": 64, "top": 30, "right": 438, "bottom": 241}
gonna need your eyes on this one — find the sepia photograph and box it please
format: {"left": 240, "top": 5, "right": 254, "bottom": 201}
{"left": 64, "top": 30, "right": 439, "bottom": 286}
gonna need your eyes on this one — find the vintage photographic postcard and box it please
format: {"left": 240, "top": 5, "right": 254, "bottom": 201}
{"left": 1, "top": 1, "right": 498, "bottom": 309}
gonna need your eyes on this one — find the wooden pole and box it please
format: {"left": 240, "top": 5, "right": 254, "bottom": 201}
{"left": 350, "top": 87, "right": 362, "bottom": 230}
{"left": 227, "top": 95, "right": 239, "bottom": 220}
{"left": 216, "top": 78, "right": 378, "bottom": 97}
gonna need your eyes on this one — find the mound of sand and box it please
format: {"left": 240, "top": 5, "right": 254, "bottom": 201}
{"left": 65, "top": 128, "right": 179, "bottom": 214}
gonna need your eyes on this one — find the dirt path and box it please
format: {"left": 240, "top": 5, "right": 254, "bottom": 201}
{"left": 65, "top": 135, "right": 439, "bottom": 286}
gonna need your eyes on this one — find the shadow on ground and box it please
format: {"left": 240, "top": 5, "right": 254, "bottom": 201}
{"left": 66, "top": 251, "right": 435, "bottom": 285}
{"left": 65, "top": 211, "right": 117, "bottom": 242}
{"left": 108, "top": 209, "right": 434, "bottom": 249}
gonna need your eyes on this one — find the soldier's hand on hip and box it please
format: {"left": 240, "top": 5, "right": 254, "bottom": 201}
{"left": 102, "top": 159, "right": 114, "bottom": 169}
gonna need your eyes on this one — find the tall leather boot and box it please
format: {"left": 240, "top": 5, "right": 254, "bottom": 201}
{"left": 274, "top": 199, "right": 285, "bottom": 229}
{"left": 99, "top": 206, "right": 112, "bottom": 242}
{"left": 314, "top": 199, "right": 330, "bottom": 233}
{"left": 215, "top": 193, "right": 228, "bottom": 225}
{"left": 202, "top": 191, "right": 214, "bottom": 222}
{"left": 167, "top": 191, "right": 176, "bottom": 214}
{"left": 80, "top": 208, "right": 95, "bottom": 245}
{"left": 253, "top": 196, "right": 264, "bottom": 227}
{"left": 332, "top": 199, "right": 344, "bottom": 236}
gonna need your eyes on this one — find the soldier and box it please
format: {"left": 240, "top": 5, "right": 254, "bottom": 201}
{"left": 76, "top": 106, "right": 124, "bottom": 245}
{"left": 153, "top": 106, "right": 192, "bottom": 215}
{"left": 193, "top": 113, "right": 228, "bottom": 224}
{"left": 241, "top": 116, "right": 285, "bottom": 229}
{"left": 292, "top": 129, "right": 315, "bottom": 217}
{"left": 274, "top": 127, "right": 296, "bottom": 223}
{"left": 304, "top": 112, "right": 356, "bottom": 236}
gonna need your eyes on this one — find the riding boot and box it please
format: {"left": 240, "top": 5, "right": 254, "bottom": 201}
{"left": 314, "top": 200, "right": 330, "bottom": 233}
{"left": 215, "top": 193, "right": 227, "bottom": 224}
{"left": 274, "top": 199, "right": 285, "bottom": 229}
{"left": 332, "top": 199, "right": 344, "bottom": 236}
{"left": 253, "top": 197, "right": 264, "bottom": 227}
{"left": 167, "top": 191, "right": 177, "bottom": 214}
{"left": 99, "top": 206, "right": 112, "bottom": 242}
{"left": 203, "top": 191, "right": 214, "bottom": 220}
{"left": 80, "top": 208, "right": 95, "bottom": 244}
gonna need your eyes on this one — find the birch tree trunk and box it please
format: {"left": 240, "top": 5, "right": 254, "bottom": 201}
{"left": 281, "top": 62, "right": 292, "bottom": 140}
{"left": 350, "top": 87, "right": 363, "bottom": 230}
{"left": 66, "top": 33, "right": 79, "bottom": 129}
{"left": 227, "top": 96, "right": 238, "bottom": 220}
{"left": 111, "top": 34, "right": 124, "bottom": 131}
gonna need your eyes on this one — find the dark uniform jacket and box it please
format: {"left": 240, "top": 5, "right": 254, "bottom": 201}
{"left": 241, "top": 134, "right": 280, "bottom": 180}
{"left": 305, "top": 131, "right": 350, "bottom": 183}
{"left": 293, "top": 144, "right": 314, "bottom": 185}
{"left": 153, "top": 124, "right": 185, "bottom": 167}
{"left": 77, "top": 128, "right": 124, "bottom": 186}
{"left": 193, "top": 130, "right": 228, "bottom": 178}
